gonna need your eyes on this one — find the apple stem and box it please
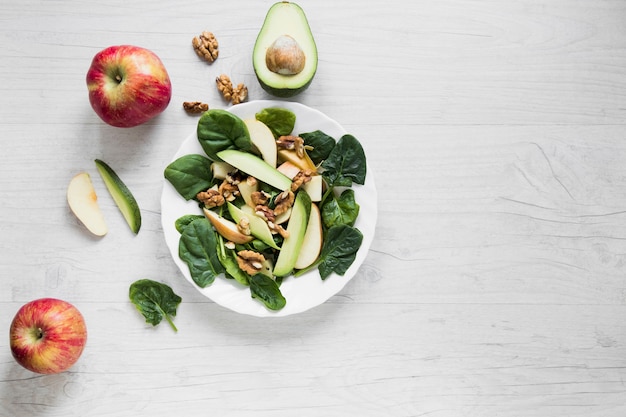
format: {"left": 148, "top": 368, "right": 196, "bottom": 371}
{"left": 115, "top": 74, "right": 122, "bottom": 83}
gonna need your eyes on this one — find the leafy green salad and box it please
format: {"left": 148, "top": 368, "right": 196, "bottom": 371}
{"left": 164, "top": 107, "right": 366, "bottom": 311}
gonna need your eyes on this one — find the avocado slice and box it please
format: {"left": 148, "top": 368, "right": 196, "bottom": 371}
{"left": 217, "top": 149, "right": 292, "bottom": 191}
{"left": 253, "top": 2, "right": 318, "bottom": 98}
{"left": 273, "top": 190, "right": 311, "bottom": 277}
{"left": 94, "top": 159, "right": 141, "bottom": 234}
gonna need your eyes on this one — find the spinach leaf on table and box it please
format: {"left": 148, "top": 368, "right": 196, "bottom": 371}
{"left": 129, "top": 279, "right": 182, "bottom": 332}
{"left": 249, "top": 274, "right": 286, "bottom": 311}
{"left": 164, "top": 154, "right": 214, "bottom": 200}
{"left": 255, "top": 107, "right": 296, "bottom": 137}
{"left": 321, "top": 134, "right": 367, "bottom": 187}
{"left": 197, "top": 109, "right": 252, "bottom": 161}
{"left": 321, "top": 189, "right": 360, "bottom": 228}
{"left": 178, "top": 217, "right": 225, "bottom": 287}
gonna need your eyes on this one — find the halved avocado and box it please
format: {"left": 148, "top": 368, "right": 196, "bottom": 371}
{"left": 253, "top": 2, "right": 318, "bottom": 98}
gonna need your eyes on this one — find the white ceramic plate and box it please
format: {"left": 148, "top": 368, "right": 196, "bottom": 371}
{"left": 161, "top": 100, "right": 377, "bottom": 317}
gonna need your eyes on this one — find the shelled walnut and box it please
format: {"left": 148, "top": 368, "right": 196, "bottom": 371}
{"left": 236, "top": 250, "right": 265, "bottom": 275}
{"left": 216, "top": 74, "right": 248, "bottom": 105}
{"left": 192, "top": 31, "right": 219, "bottom": 62}
{"left": 182, "top": 101, "right": 209, "bottom": 114}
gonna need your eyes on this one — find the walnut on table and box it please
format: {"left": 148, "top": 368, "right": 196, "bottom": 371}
{"left": 183, "top": 101, "right": 209, "bottom": 114}
{"left": 192, "top": 31, "right": 219, "bottom": 63}
{"left": 216, "top": 74, "right": 248, "bottom": 105}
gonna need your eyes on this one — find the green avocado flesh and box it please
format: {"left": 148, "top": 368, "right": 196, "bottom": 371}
{"left": 253, "top": 2, "right": 318, "bottom": 98}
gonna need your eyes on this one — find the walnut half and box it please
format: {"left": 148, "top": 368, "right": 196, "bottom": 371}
{"left": 192, "top": 31, "right": 219, "bottom": 62}
{"left": 236, "top": 250, "right": 266, "bottom": 275}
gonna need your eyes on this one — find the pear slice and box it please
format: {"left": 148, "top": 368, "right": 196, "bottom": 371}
{"left": 294, "top": 203, "right": 322, "bottom": 269}
{"left": 244, "top": 119, "right": 277, "bottom": 167}
{"left": 203, "top": 208, "right": 253, "bottom": 244}
{"left": 95, "top": 159, "right": 141, "bottom": 234}
{"left": 67, "top": 172, "right": 108, "bottom": 236}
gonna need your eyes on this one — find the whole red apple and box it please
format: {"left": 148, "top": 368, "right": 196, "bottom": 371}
{"left": 86, "top": 45, "right": 172, "bottom": 128}
{"left": 9, "top": 298, "right": 87, "bottom": 374}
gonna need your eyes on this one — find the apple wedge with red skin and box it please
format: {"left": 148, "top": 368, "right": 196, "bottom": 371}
{"left": 86, "top": 45, "right": 172, "bottom": 128}
{"left": 9, "top": 298, "right": 87, "bottom": 374}
{"left": 67, "top": 172, "right": 108, "bottom": 236}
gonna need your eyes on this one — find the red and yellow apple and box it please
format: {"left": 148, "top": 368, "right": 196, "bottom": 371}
{"left": 9, "top": 298, "right": 88, "bottom": 374}
{"left": 86, "top": 45, "right": 172, "bottom": 128}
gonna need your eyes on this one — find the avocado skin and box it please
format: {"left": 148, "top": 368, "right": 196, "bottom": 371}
{"left": 254, "top": 73, "right": 315, "bottom": 98}
{"left": 253, "top": 1, "right": 317, "bottom": 98}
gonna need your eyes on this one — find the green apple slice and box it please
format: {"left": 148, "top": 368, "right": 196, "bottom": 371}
{"left": 273, "top": 190, "right": 311, "bottom": 277}
{"left": 216, "top": 150, "right": 292, "bottom": 191}
{"left": 94, "top": 159, "right": 141, "bottom": 234}
{"left": 227, "top": 202, "right": 280, "bottom": 250}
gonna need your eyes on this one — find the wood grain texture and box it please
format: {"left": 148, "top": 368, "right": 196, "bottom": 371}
{"left": 1, "top": 0, "right": 625, "bottom": 416}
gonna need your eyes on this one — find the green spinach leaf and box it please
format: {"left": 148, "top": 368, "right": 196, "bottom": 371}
{"left": 317, "top": 225, "right": 363, "bottom": 280}
{"left": 216, "top": 234, "right": 249, "bottom": 286}
{"left": 178, "top": 217, "right": 224, "bottom": 287}
{"left": 300, "top": 130, "right": 336, "bottom": 165}
{"left": 321, "top": 134, "right": 367, "bottom": 187}
{"left": 175, "top": 214, "right": 205, "bottom": 233}
{"left": 321, "top": 189, "right": 360, "bottom": 228}
{"left": 129, "top": 279, "right": 182, "bottom": 332}
{"left": 197, "top": 109, "right": 251, "bottom": 161}
{"left": 255, "top": 107, "right": 296, "bottom": 137}
{"left": 165, "top": 154, "right": 214, "bottom": 200}
{"left": 249, "top": 274, "right": 286, "bottom": 310}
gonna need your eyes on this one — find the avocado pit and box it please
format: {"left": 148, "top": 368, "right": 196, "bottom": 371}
{"left": 265, "top": 35, "right": 306, "bottom": 75}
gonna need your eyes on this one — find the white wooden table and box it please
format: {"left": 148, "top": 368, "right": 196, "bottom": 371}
{"left": 1, "top": 1, "right": 625, "bottom": 416}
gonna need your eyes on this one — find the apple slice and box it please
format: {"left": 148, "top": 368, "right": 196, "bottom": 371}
{"left": 301, "top": 174, "right": 323, "bottom": 202}
{"left": 244, "top": 119, "right": 277, "bottom": 167}
{"left": 211, "top": 161, "right": 234, "bottom": 180}
{"left": 237, "top": 177, "right": 259, "bottom": 208}
{"left": 277, "top": 148, "right": 317, "bottom": 171}
{"left": 277, "top": 161, "right": 302, "bottom": 179}
{"left": 273, "top": 191, "right": 312, "bottom": 277}
{"left": 202, "top": 208, "right": 253, "bottom": 244}
{"left": 67, "top": 172, "right": 108, "bottom": 236}
{"left": 217, "top": 150, "right": 292, "bottom": 191}
{"left": 227, "top": 203, "right": 279, "bottom": 249}
{"left": 95, "top": 159, "right": 141, "bottom": 234}
{"left": 294, "top": 203, "right": 322, "bottom": 269}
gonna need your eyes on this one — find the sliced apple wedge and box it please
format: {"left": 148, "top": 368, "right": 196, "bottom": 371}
{"left": 274, "top": 190, "right": 311, "bottom": 277}
{"left": 67, "top": 172, "right": 108, "bottom": 236}
{"left": 227, "top": 203, "right": 280, "bottom": 249}
{"left": 202, "top": 207, "right": 253, "bottom": 244}
{"left": 244, "top": 119, "right": 277, "bottom": 167}
{"left": 294, "top": 203, "right": 322, "bottom": 270}
{"left": 211, "top": 161, "right": 235, "bottom": 180}
{"left": 237, "top": 177, "right": 259, "bottom": 208}
{"left": 217, "top": 150, "right": 292, "bottom": 191}
{"left": 95, "top": 159, "right": 141, "bottom": 234}
{"left": 277, "top": 148, "right": 317, "bottom": 171}
{"left": 301, "top": 174, "right": 323, "bottom": 202}
{"left": 277, "top": 161, "right": 302, "bottom": 179}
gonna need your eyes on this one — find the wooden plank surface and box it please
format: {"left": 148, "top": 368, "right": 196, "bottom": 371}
{"left": 1, "top": 1, "right": 625, "bottom": 416}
